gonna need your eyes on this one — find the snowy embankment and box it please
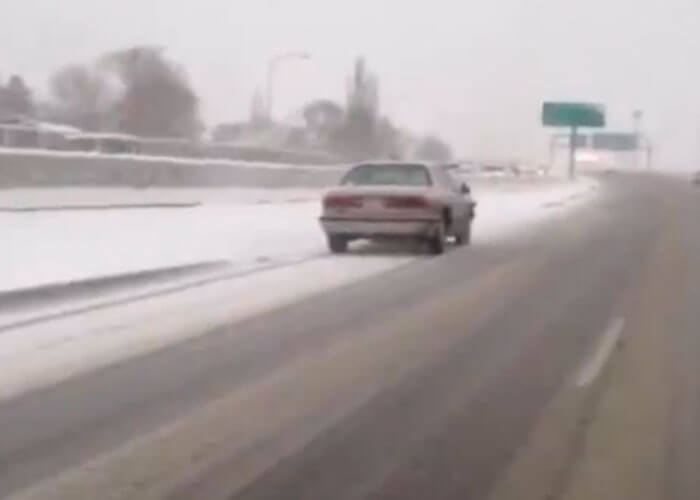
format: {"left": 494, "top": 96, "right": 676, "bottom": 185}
{"left": 0, "top": 178, "right": 599, "bottom": 294}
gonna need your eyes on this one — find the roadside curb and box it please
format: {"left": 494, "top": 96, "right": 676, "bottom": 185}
{"left": 0, "top": 202, "right": 201, "bottom": 212}
{"left": 0, "top": 254, "right": 336, "bottom": 334}
{"left": 0, "top": 261, "right": 230, "bottom": 332}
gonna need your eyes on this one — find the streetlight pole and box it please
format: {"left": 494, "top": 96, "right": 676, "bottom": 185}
{"left": 265, "top": 51, "right": 310, "bottom": 122}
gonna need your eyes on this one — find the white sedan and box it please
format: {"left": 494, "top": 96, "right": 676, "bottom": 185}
{"left": 320, "top": 162, "right": 476, "bottom": 254}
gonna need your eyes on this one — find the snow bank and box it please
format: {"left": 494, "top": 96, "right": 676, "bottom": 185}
{"left": 473, "top": 177, "right": 600, "bottom": 241}
{"left": 0, "top": 187, "right": 320, "bottom": 208}
{"left": 0, "top": 202, "right": 320, "bottom": 293}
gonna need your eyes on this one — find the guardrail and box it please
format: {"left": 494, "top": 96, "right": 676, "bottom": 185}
{"left": 0, "top": 149, "right": 348, "bottom": 189}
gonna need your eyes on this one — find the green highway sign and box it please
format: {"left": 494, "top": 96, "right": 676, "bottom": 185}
{"left": 542, "top": 101, "right": 606, "bottom": 179}
{"left": 542, "top": 102, "right": 605, "bottom": 128}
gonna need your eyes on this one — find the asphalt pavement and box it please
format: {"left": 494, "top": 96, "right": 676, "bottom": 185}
{"left": 1, "top": 173, "right": 699, "bottom": 500}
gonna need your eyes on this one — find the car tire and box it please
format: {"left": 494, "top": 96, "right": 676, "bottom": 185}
{"left": 428, "top": 223, "right": 446, "bottom": 255}
{"left": 328, "top": 235, "right": 348, "bottom": 254}
{"left": 455, "top": 221, "right": 472, "bottom": 245}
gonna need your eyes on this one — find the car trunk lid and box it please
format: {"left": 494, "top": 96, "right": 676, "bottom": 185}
{"left": 323, "top": 187, "right": 439, "bottom": 220}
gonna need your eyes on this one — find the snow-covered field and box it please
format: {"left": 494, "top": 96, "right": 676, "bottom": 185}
{"left": 1, "top": 197, "right": 323, "bottom": 293}
{"left": 0, "top": 179, "right": 598, "bottom": 293}
{"left": 0, "top": 177, "right": 600, "bottom": 401}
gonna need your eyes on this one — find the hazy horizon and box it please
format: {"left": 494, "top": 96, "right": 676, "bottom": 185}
{"left": 2, "top": 0, "right": 699, "bottom": 169}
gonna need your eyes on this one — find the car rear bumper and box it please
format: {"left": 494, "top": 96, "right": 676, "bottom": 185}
{"left": 320, "top": 217, "right": 441, "bottom": 239}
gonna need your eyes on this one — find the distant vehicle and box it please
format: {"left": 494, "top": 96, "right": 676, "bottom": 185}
{"left": 320, "top": 162, "right": 476, "bottom": 255}
{"left": 479, "top": 163, "right": 521, "bottom": 178}
{"left": 480, "top": 164, "right": 508, "bottom": 178}
{"left": 453, "top": 161, "right": 479, "bottom": 176}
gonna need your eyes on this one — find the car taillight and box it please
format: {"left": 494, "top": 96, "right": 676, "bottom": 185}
{"left": 383, "top": 195, "right": 430, "bottom": 209}
{"left": 323, "top": 195, "right": 363, "bottom": 208}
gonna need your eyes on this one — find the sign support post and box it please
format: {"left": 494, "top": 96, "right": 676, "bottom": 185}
{"left": 569, "top": 126, "right": 578, "bottom": 179}
{"left": 542, "top": 102, "right": 605, "bottom": 180}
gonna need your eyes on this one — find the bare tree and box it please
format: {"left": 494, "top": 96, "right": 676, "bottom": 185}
{"left": 335, "top": 57, "right": 381, "bottom": 158}
{"left": 416, "top": 135, "right": 453, "bottom": 162}
{"left": 250, "top": 88, "right": 268, "bottom": 128}
{"left": 303, "top": 99, "right": 344, "bottom": 147}
{"left": 49, "top": 65, "right": 114, "bottom": 130}
{"left": 375, "top": 116, "right": 402, "bottom": 159}
{"left": 103, "top": 46, "right": 202, "bottom": 138}
{"left": 0, "top": 75, "right": 34, "bottom": 118}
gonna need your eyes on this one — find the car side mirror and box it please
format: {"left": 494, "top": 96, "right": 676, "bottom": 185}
{"left": 460, "top": 183, "right": 470, "bottom": 195}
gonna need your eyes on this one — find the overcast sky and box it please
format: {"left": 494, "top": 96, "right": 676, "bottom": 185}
{"left": 2, "top": 0, "right": 699, "bottom": 168}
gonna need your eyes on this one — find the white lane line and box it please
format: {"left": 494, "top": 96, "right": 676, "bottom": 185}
{"left": 576, "top": 317, "right": 626, "bottom": 387}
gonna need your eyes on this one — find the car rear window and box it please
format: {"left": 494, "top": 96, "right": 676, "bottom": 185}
{"left": 341, "top": 164, "right": 431, "bottom": 186}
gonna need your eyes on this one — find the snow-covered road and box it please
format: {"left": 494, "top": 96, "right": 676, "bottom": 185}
{"left": 1, "top": 178, "right": 598, "bottom": 293}
{"left": 0, "top": 177, "right": 600, "bottom": 401}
